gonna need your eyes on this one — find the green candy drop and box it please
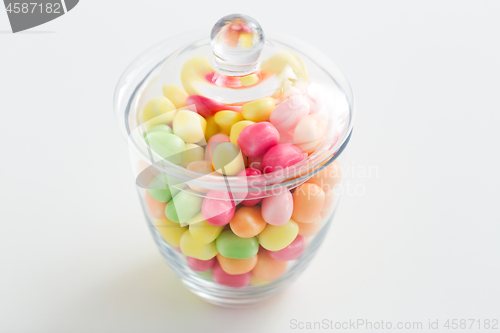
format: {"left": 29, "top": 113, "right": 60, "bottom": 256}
{"left": 215, "top": 230, "right": 259, "bottom": 259}
{"left": 145, "top": 132, "right": 185, "bottom": 165}
{"left": 143, "top": 124, "right": 172, "bottom": 138}
{"left": 165, "top": 190, "right": 203, "bottom": 224}
{"left": 147, "top": 174, "right": 186, "bottom": 203}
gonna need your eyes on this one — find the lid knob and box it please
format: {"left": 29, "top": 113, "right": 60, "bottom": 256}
{"left": 210, "top": 14, "right": 265, "bottom": 76}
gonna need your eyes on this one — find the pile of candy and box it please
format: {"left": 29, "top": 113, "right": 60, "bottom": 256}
{"left": 140, "top": 53, "right": 342, "bottom": 288}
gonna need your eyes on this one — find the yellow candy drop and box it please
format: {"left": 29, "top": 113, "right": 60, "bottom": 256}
{"left": 260, "top": 51, "right": 309, "bottom": 83}
{"left": 181, "top": 57, "right": 213, "bottom": 96}
{"left": 229, "top": 120, "right": 255, "bottom": 144}
{"left": 179, "top": 229, "right": 218, "bottom": 260}
{"left": 189, "top": 212, "right": 224, "bottom": 244}
{"left": 141, "top": 97, "right": 177, "bottom": 129}
{"left": 250, "top": 274, "right": 270, "bottom": 286}
{"left": 214, "top": 111, "right": 244, "bottom": 135}
{"left": 258, "top": 219, "right": 299, "bottom": 251}
{"left": 240, "top": 74, "right": 259, "bottom": 86}
{"left": 212, "top": 142, "right": 245, "bottom": 176}
{"left": 162, "top": 85, "right": 188, "bottom": 109}
{"left": 204, "top": 116, "right": 220, "bottom": 141}
{"left": 153, "top": 218, "right": 187, "bottom": 247}
{"left": 181, "top": 143, "right": 204, "bottom": 168}
{"left": 172, "top": 110, "right": 207, "bottom": 143}
{"left": 241, "top": 97, "right": 275, "bottom": 122}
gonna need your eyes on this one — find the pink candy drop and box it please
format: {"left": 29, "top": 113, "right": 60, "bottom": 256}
{"left": 237, "top": 122, "right": 279, "bottom": 157}
{"left": 278, "top": 130, "right": 295, "bottom": 144}
{"left": 268, "top": 235, "right": 305, "bottom": 261}
{"left": 270, "top": 95, "right": 310, "bottom": 133}
{"left": 237, "top": 168, "right": 263, "bottom": 206}
{"left": 261, "top": 190, "right": 293, "bottom": 226}
{"left": 202, "top": 190, "right": 236, "bottom": 226}
{"left": 247, "top": 155, "right": 264, "bottom": 171}
{"left": 187, "top": 256, "right": 215, "bottom": 272}
{"left": 212, "top": 261, "right": 251, "bottom": 288}
{"left": 262, "top": 143, "right": 305, "bottom": 174}
{"left": 186, "top": 95, "right": 239, "bottom": 117}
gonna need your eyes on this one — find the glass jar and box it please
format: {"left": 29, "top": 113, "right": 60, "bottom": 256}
{"left": 114, "top": 14, "right": 354, "bottom": 307}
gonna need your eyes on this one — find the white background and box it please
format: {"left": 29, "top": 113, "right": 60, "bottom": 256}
{"left": 1, "top": 1, "right": 499, "bottom": 332}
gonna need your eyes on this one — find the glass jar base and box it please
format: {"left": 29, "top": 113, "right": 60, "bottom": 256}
{"left": 145, "top": 202, "right": 339, "bottom": 307}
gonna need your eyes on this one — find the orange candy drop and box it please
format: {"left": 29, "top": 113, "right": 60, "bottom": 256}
{"left": 296, "top": 215, "right": 322, "bottom": 237}
{"left": 252, "top": 249, "right": 288, "bottom": 281}
{"left": 145, "top": 191, "right": 167, "bottom": 219}
{"left": 306, "top": 160, "right": 342, "bottom": 194}
{"left": 186, "top": 160, "right": 214, "bottom": 193}
{"left": 230, "top": 206, "right": 267, "bottom": 238}
{"left": 320, "top": 191, "right": 336, "bottom": 218}
{"left": 217, "top": 253, "right": 258, "bottom": 275}
{"left": 291, "top": 183, "right": 325, "bottom": 223}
